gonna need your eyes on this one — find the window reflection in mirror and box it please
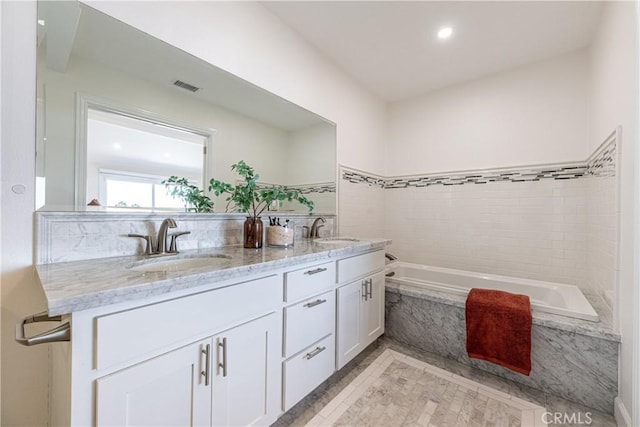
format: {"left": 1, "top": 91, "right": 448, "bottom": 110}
{"left": 35, "top": 0, "right": 336, "bottom": 214}
{"left": 87, "top": 108, "right": 207, "bottom": 212}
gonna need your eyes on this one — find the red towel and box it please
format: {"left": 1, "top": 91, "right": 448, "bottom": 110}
{"left": 465, "top": 288, "right": 532, "bottom": 376}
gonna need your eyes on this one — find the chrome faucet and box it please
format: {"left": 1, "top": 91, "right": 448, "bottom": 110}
{"left": 309, "top": 217, "right": 326, "bottom": 238}
{"left": 128, "top": 218, "right": 190, "bottom": 256}
{"left": 156, "top": 218, "right": 177, "bottom": 254}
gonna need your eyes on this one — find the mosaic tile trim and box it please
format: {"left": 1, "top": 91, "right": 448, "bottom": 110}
{"left": 286, "top": 182, "right": 336, "bottom": 195}
{"left": 587, "top": 141, "right": 615, "bottom": 177}
{"left": 235, "top": 180, "right": 336, "bottom": 194}
{"left": 305, "top": 349, "right": 547, "bottom": 427}
{"left": 341, "top": 140, "right": 616, "bottom": 189}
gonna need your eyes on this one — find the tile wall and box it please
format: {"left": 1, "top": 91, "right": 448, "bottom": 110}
{"left": 338, "top": 167, "right": 385, "bottom": 238}
{"left": 342, "top": 133, "right": 618, "bottom": 303}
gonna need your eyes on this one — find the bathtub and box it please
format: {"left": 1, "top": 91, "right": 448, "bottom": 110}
{"left": 386, "top": 262, "right": 599, "bottom": 322}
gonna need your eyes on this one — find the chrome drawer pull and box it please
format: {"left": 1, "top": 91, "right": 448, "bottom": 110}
{"left": 367, "top": 279, "right": 373, "bottom": 299}
{"left": 218, "top": 337, "right": 228, "bottom": 377}
{"left": 304, "top": 267, "right": 327, "bottom": 275}
{"left": 201, "top": 343, "right": 211, "bottom": 386}
{"left": 304, "top": 299, "right": 327, "bottom": 308}
{"left": 304, "top": 346, "right": 326, "bottom": 360}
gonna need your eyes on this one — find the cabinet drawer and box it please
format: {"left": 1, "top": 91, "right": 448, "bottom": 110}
{"left": 283, "top": 334, "right": 335, "bottom": 411}
{"left": 284, "top": 261, "right": 335, "bottom": 302}
{"left": 95, "top": 275, "right": 280, "bottom": 371}
{"left": 284, "top": 290, "right": 335, "bottom": 357}
{"left": 337, "top": 250, "right": 384, "bottom": 284}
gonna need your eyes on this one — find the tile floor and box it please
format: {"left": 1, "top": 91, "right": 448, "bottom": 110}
{"left": 273, "top": 337, "right": 617, "bottom": 427}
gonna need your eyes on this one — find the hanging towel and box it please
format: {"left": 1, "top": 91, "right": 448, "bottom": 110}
{"left": 465, "top": 288, "right": 532, "bottom": 376}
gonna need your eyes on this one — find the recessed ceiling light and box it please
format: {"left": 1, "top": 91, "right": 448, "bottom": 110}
{"left": 437, "top": 27, "right": 453, "bottom": 40}
{"left": 113, "top": 143, "right": 121, "bottom": 150}
{"left": 164, "top": 152, "right": 171, "bottom": 158}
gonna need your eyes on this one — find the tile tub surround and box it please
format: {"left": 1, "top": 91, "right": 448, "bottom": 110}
{"left": 36, "top": 236, "right": 389, "bottom": 315}
{"left": 384, "top": 282, "right": 620, "bottom": 414}
{"left": 343, "top": 132, "right": 618, "bottom": 305}
{"left": 35, "top": 212, "right": 336, "bottom": 264}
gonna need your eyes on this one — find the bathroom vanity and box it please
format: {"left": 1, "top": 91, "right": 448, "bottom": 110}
{"left": 32, "top": 237, "right": 389, "bottom": 426}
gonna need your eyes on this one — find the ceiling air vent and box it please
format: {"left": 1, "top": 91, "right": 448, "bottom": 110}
{"left": 173, "top": 80, "right": 200, "bottom": 93}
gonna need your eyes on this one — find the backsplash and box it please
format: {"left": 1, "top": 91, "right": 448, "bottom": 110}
{"left": 35, "top": 212, "right": 336, "bottom": 264}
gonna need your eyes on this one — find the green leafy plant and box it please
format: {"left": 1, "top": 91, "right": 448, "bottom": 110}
{"left": 208, "top": 160, "right": 314, "bottom": 218}
{"left": 162, "top": 176, "right": 214, "bottom": 213}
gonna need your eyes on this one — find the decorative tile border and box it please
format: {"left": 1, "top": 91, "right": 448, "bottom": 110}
{"left": 341, "top": 137, "right": 616, "bottom": 189}
{"left": 286, "top": 182, "right": 336, "bottom": 195}
{"left": 237, "top": 180, "right": 336, "bottom": 194}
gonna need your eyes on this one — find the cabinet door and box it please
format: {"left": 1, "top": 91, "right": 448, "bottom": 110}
{"left": 96, "top": 340, "right": 212, "bottom": 427}
{"left": 336, "top": 279, "right": 364, "bottom": 369}
{"left": 362, "top": 272, "right": 385, "bottom": 347}
{"left": 212, "top": 313, "right": 279, "bottom": 427}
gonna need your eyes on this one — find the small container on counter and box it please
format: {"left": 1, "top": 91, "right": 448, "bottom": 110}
{"left": 266, "top": 224, "right": 294, "bottom": 247}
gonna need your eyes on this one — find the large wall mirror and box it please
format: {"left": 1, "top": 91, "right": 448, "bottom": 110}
{"left": 35, "top": 1, "right": 336, "bottom": 214}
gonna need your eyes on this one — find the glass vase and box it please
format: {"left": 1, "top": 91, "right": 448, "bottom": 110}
{"left": 243, "top": 217, "right": 264, "bottom": 249}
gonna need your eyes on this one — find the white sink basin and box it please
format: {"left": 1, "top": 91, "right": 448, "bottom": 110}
{"left": 315, "top": 237, "right": 361, "bottom": 245}
{"left": 129, "top": 254, "right": 232, "bottom": 272}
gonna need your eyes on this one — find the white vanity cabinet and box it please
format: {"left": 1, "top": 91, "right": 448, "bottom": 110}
{"left": 282, "top": 261, "right": 337, "bottom": 411}
{"left": 57, "top": 275, "right": 282, "bottom": 427}
{"left": 96, "top": 339, "right": 213, "bottom": 426}
{"left": 336, "top": 252, "right": 386, "bottom": 369}
{"left": 96, "top": 313, "right": 278, "bottom": 427}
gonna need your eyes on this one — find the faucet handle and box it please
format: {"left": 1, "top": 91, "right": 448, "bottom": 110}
{"left": 168, "top": 231, "right": 191, "bottom": 253}
{"left": 127, "top": 234, "right": 153, "bottom": 255}
{"left": 302, "top": 226, "right": 310, "bottom": 238}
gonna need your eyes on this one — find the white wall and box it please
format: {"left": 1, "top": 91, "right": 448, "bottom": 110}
{"left": 1, "top": 2, "right": 50, "bottom": 426}
{"left": 386, "top": 51, "right": 590, "bottom": 175}
{"left": 588, "top": 2, "right": 638, "bottom": 424}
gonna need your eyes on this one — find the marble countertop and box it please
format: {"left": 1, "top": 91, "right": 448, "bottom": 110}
{"left": 37, "top": 238, "right": 391, "bottom": 316}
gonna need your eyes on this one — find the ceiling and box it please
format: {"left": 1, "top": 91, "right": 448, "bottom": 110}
{"left": 263, "top": 1, "right": 604, "bottom": 102}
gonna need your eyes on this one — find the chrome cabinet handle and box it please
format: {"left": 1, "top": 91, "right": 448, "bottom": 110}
{"left": 362, "top": 280, "right": 368, "bottom": 301}
{"left": 304, "top": 346, "right": 326, "bottom": 360}
{"left": 201, "top": 343, "right": 211, "bottom": 386}
{"left": 367, "top": 278, "right": 373, "bottom": 299}
{"left": 15, "top": 311, "right": 70, "bottom": 346}
{"left": 304, "top": 267, "right": 327, "bottom": 275}
{"left": 218, "top": 337, "right": 228, "bottom": 377}
{"left": 304, "top": 299, "right": 327, "bottom": 308}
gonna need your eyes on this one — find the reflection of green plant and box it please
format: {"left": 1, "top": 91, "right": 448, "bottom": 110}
{"left": 114, "top": 201, "right": 140, "bottom": 208}
{"left": 209, "top": 160, "right": 314, "bottom": 218}
{"left": 162, "top": 176, "right": 214, "bottom": 213}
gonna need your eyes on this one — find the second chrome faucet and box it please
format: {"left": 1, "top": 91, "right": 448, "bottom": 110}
{"left": 128, "top": 218, "right": 190, "bottom": 256}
